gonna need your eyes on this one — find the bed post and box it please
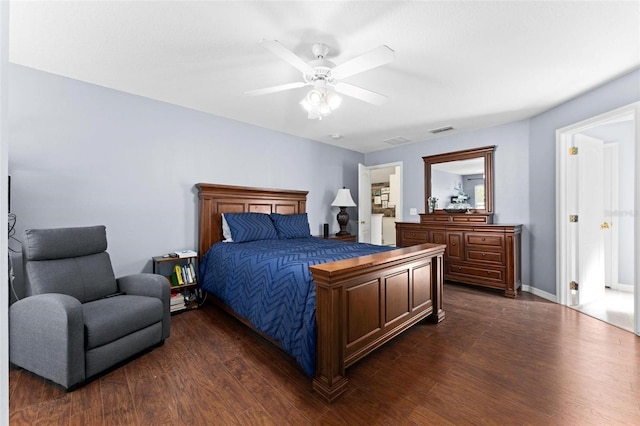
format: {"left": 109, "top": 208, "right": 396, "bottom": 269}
{"left": 431, "top": 252, "right": 446, "bottom": 323}
{"left": 312, "top": 282, "right": 349, "bottom": 402}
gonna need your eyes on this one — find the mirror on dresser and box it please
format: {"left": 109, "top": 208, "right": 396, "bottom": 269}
{"left": 424, "top": 145, "right": 495, "bottom": 222}
{"left": 396, "top": 145, "right": 522, "bottom": 298}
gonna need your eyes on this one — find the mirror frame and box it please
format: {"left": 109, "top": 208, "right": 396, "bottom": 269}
{"left": 423, "top": 145, "right": 495, "bottom": 214}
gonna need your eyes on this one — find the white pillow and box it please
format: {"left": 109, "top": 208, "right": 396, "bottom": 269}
{"left": 221, "top": 214, "right": 233, "bottom": 242}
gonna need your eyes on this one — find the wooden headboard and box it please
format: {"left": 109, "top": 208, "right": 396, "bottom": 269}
{"left": 196, "top": 183, "right": 308, "bottom": 257}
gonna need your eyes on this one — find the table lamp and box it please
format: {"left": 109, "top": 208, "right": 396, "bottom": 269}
{"left": 331, "top": 187, "right": 356, "bottom": 236}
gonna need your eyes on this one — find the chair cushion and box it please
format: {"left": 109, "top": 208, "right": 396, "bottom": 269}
{"left": 82, "top": 295, "right": 164, "bottom": 350}
{"left": 22, "top": 225, "right": 118, "bottom": 301}
{"left": 25, "top": 252, "right": 118, "bottom": 302}
{"left": 23, "top": 226, "right": 108, "bottom": 261}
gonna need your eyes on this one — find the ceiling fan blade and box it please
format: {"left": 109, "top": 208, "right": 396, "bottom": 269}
{"left": 244, "top": 81, "right": 307, "bottom": 96}
{"left": 332, "top": 45, "right": 395, "bottom": 80}
{"left": 334, "top": 83, "right": 388, "bottom": 106}
{"left": 260, "top": 39, "right": 315, "bottom": 76}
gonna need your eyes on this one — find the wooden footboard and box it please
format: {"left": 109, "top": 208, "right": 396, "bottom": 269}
{"left": 196, "top": 183, "right": 446, "bottom": 403}
{"left": 309, "top": 243, "right": 445, "bottom": 402}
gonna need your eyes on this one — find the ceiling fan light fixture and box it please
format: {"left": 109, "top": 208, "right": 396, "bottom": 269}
{"left": 307, "top": 108, "right": 321, "bottom": 120}
{"left": 319, "top": 103, "right": 332, "bottom": 115}
{"left": 306, "top": 89, "right": 324, "bottom": 106}
{"left": 249, "top": 40, "right": 394, "bottom": 119}
{"left": 300, "top": 98, "right": 312, "bottom": 111}
{"left": 300, "top": 88, "right": 341, "bottom": 120}
{"left": 326, "top": 92, "right": 342, "bottom": 110}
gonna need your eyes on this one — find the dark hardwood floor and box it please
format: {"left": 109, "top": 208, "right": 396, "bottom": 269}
{"left": 9, "top": 283, "right": 640, "bottom": 425}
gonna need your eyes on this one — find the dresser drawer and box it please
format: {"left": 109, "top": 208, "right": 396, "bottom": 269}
{"left": 466, "top": 233, "right": 504, "bottom": 247}
{"left": 451, "top": 215, "right": 489, "bottom": 223}
{"left": 446, "top": 262, "right": 505, "bottom": 284}
{"left": 420, "top": 215, "right": 451, "bottom": 223}
{"left": 467, "top": 249, "right": 504, "bottom": 264}
{"left": 400, "top": 230, "right": 429, "bottom": 243}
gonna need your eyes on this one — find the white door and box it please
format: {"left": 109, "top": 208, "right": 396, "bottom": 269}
{"left": 358, "top": 163, "right": 372, "bottom": 243}
{"left": 572, "top": 134, "right": 606, "bottom": 305}
{"left": 370, "top": 214, "right": 384, "bottom": 245}
{"left": 603, "top": 143, "right": 619, "bottom": 288}
{"left": 557, "top": 102, "right": 639, "bottom": 334}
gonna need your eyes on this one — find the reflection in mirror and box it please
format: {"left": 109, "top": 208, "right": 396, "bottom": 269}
{"left": 431, "top": 158, "right": 485, "bottom": 211}
{"left": 423, "top": 145, "right": 495, "bottom": 214}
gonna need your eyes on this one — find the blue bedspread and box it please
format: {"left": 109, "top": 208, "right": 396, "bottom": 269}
{"left": 199, "top": 237, "right": 394, "bottom": 376}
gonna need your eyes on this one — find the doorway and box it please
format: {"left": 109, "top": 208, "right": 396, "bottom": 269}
{"left": 556, "top": 102, "right": 639, "bottom": 334}
{"left": 358, "top": 162, "right": 403, "bottom": 245}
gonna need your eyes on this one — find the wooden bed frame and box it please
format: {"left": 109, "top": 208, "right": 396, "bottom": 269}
{"left": 196, "top": 183, "right": 446, "bottom": 402}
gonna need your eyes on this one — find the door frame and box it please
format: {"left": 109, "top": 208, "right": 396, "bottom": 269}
{"left": 358, "top": 161, "right": 403, "bottom": 244}
{"left": 556, "top": 101, "right": 640, "bottom": 334}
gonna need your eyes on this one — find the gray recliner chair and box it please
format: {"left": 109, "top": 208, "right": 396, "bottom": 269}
{"left": 9, "top": 225, "right": 170, "bottom": 389}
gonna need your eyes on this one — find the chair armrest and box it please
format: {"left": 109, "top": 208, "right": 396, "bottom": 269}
{"left": 118, "top": 274, "right": 171, "bottom": 339}
{"left": 9, "top": 293, "right": 85, "bottom": 388}
{"left": 117, "top": 273, "right": 170, "bottom": 299}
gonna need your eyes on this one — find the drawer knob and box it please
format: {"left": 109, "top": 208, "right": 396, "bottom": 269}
{"left": 482, "top": 238, "right": 486, "bottom": 241}
{"left": 452, "top": 242, "right": 456, "bottom": 246}
{"left": 481, "top": 253, "right": 486, "bottom": 256}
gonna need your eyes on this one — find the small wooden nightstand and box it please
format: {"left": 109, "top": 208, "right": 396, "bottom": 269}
{"left": 152, "top": 253, "right": 199, "bottom": 314}
{"left": 320, "top": 234, "right": 357, "bottom": 243}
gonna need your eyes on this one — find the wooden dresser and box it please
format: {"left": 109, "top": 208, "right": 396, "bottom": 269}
{"left": 396, "top": 213, "right": 522, "bottom": 297}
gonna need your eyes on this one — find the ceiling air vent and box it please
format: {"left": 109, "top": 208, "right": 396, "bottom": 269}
{"left": 383, "top": 136, "right": 411, "bottom": 145}
{"left": 429, "top": 125, "right": 454, "bottom": 134}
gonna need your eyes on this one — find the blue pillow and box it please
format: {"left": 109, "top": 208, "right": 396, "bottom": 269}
{"left": 270, "top": 213, "right": 311, "bottom": 239}
{"left": 223, "top": 213, "right": 278, "bottom": 243}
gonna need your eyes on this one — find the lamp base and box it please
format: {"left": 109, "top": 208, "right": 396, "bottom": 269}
{"left": 336, "top": 207, "right": 350, "bottom": 236}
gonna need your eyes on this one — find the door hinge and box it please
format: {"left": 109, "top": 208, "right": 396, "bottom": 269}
{"left": 569, "top": 215, "right": 578, "bottom": 223}
{"left": 570, "top": 281, "right": 579, "bottom": 291}
{"left": 569, "top": 147, "right": 578, "bottom": 155}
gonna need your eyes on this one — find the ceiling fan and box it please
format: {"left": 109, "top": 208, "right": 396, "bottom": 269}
{"left": 245, "top": 39, "right": 395, "bottom": 119}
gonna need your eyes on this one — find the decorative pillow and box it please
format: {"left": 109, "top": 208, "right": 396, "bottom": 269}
{"left": 270, "top": 213, "right": 311, "bottom": 239}
{"left": 223, "top": 212, "right": 278, "bottom": 243}
{"left": 221, "top": 214, "right": 233, "bottom": 242}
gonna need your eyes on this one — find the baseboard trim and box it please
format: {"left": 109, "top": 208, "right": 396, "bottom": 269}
{"left": 522, "top": 284, "right": 557, "bottom": 303}
{"left": 610, "top": 283, "right": 634, "bottom": 293}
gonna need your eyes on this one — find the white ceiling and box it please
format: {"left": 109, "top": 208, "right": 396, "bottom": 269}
{"left": 8, "top": 1, "right": 640, "bottom": 153}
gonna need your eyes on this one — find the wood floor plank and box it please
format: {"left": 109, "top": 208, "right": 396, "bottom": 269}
{"left": 69, "top": 379, "right": 102, "bottom": 415}
{"left": 9, "top": 283, "right": 640, "bottom": 425}
{"left": 9, "top": 406, "right": 39, "bottom": 426}
{"left": 68, "top": 405, "right": 103, "bottom": 426}
{"left": 99, "top": 368, "right": 139, "bottom": 425}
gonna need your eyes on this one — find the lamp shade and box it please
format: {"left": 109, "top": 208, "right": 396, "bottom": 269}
{"left": 331, "top": 188, "right": 356, "bottom": 207}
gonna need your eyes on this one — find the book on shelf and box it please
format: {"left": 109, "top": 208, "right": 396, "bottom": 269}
{"left": 170, "top": 303, "right": 186, "bottom": 312}
{"left": 170, "top": 293, "right": 186, "bottom": 312}
{"left": 170, "top": 293, "right": 185, "bottom": 305}
{"left": 183, "top": 265, "right": 192, "bottom": 284}
{"left": 173, "top": 265, "right": 184, "bottom": 285}
{"left": 168, "top": 274, "right": 178, "bottom": 287}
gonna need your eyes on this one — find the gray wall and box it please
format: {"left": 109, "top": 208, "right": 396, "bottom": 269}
{"left": 8, "top": 64, "right": 364, "bottom": 293}
{"left": 431, "top": 169, "right": 461, "bottom": 209}
{"left": 527, "top": 69, "right": 639, "bottom": 295}
{"left": 365, "top": 120, "right": 532, "bottom": 288}
{"left": 8, "top": 64, "right": 640, "bottom": 298}
{"left": 366, "top": 68, "right": 640, "bottom": 295}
